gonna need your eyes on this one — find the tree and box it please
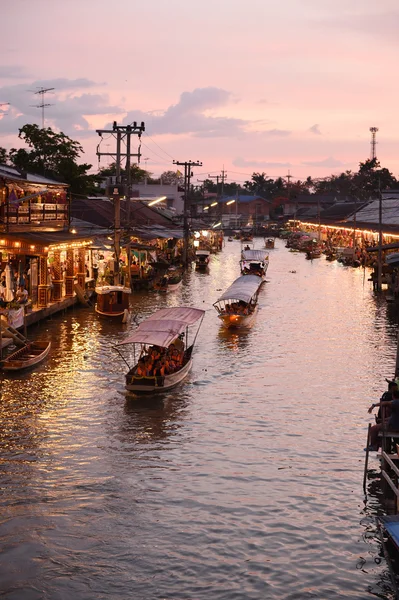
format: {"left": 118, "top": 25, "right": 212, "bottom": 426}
{"left": 352, "top": 158, "right": 397, "bottom": 199}
{"left": 8, "top": 124, "right": 99, "bottom": 195}
{"left": 159, "top": 170, "right": 184, "bottom": 185}
{"left": 98, "top": 162, "right": 151, "bottom": 183}
{"left": 0, "top": 147, "right": 8, "bottom": 165}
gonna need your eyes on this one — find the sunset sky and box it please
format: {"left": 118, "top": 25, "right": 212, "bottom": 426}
{"left": 2, "top": 0, "right": 399, "bottom": 185}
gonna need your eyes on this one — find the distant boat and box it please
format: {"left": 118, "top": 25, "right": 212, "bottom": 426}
{"left": 213, "top": 274, "right": 263, "bottom": 329}
{"left": 195, "top": 250, "right": 210, "bottom": 270}
{"left": 1, "top": 340, "right": 51, "bottom": 371}
{"left": 265, "top": 238, "right": 275, "bottom": 249}
{"left": 227, "top": 237, "right": 233, "bottom": 242}
{"left": 114, "top": 307, "right": 205, "bottom": 394}
{"left": 240, "top": 249, "right": 269, "bottom": 279}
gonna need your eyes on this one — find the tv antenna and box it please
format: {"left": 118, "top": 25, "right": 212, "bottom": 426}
{"left": 30, "top": 87, "right": 55, "bottom": 128}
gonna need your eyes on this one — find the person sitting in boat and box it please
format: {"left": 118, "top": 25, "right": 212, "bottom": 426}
{"left": 152, "top": 360, "right": 165, "bottom": 377}
{"left": 244, "top": 245, "right": 250, "bottom": 251}
{"left": 136, "top": 358, "right": 147, "bottom": 377}
{"left": 366, "top": 388, "right": 399, "bottom": 451}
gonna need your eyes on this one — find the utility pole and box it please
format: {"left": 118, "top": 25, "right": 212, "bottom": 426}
{"left": 197, "top": 179, "right": 208, "bottom": 218}
{"left": 31, "top": 87, "right": 55, "bottom": 128}
{"left": 208, "top": 169, "right": 227, "bottom": 198}
{"left": 96, "top": 121, "right": 145, "bottom": 225}
{"left": 286, "top": 170, "right": 295, "bottom": 227}
{"left": 208, "top": 169, "right": 227, "bottom": 226}
{"left": 377, "top": 180, "right": 383, "bottom": 292}
{"left": 96, "top": 121, "right": 145, "bottom": 284}
{"left": 174, "top": 159, "right": 203, "bottom": 267}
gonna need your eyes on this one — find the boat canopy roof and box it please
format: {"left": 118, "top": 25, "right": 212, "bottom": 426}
{"left": 241, "top": 250, "right": 269, "bottom": 262}
{"left": 196, "top": 249, "right": 210, "bottom": 256}
{"left": 118, "top": 307, "right": 205, "bottom": 348}
{"left": 214, "top": 274, "right": 263, "bottom": 304}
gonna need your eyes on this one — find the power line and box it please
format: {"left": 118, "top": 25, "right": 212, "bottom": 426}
{"left": 143, "top": 131, "right": 175, "bottom": 161}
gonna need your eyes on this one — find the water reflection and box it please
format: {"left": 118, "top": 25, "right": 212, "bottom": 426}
{"left": 217, "top": 327, "right": 251, "bottom": 352}
{"left": 122, "top": 395, "right": 189, "bottom": 444}
{"left": 3, "top": 238, "right": 399, "bottom": 599}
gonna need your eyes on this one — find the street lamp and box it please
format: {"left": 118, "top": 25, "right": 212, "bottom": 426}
{"left": 148, "top": 195, "right": 167, "bottom": 206}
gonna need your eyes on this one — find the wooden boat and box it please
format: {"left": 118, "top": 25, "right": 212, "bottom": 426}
{"left": 114, "top": 307, "right": 205, "bottom": 394}
{"left": 265, "top": 238, "right": 275, "bottom": 249}
{"left": 227, "top": 237, "right": 233, "bottom": 242}
{"left": 166, "top": 268, "right": 183, "bottom": 291}
{"left": 213, "top": 274, "right": 263, "bottom": 329}
{"left": 95, "top": 284, "right": 131, "bottom": 321}
{"left": 1, "top": 340, "right": 51, "bottom": 371}
{"left": 195, "top": 250, "right": 210, "bottom": 270}
{"left": 240, "top": 249, "right": 269, "bottom": 279}
{"left": 305, "top": 249, "right": 322, "bottom": 260}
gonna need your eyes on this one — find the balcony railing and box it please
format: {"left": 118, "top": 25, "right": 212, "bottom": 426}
{"left": 2, "top": 203, "right": 69, "bottom": 226}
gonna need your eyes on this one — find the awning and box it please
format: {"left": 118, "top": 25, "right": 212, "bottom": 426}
{"left": 214, "top": 275, "right": 263, "bottom": 304}
{"left": 118, "top": 307, "right": 205, "bottom": 347}
{"left": 241, "top": 250, "right": 269, "bottom": 262}
{"left": 367, "top": 242, "right": 399, "bottom": 253}
{"left": 386, "top": 252, "right": 399, "bottom": 265}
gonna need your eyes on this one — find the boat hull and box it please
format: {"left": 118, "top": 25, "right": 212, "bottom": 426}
{"left": 218, "top": 306, "right": 258, "bottom": 329}
{"left": 125, "top": 358, "right": 193, "bottom": 394}
{"left": 1, "top": 341, "right": 51, "bottom": 371}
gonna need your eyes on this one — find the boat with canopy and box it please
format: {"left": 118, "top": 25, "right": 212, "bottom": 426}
{"left": 114, "top": 306, "right": 205, "bottom": 394}
{"left": 195, "top": 250, "right": 210, "bottom": 270}
{"left": 213, "top": 274, "right": 263, "bottom": 329}
{"left": 240, "top": 249, "right": 269, "bottom": 278}
{"left": 95, "top": 284, "right": 131, "bottom": 321}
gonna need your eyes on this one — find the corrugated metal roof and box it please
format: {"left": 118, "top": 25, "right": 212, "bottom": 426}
{"left": 346, "top": 198, "right": 399, "bottom": 226}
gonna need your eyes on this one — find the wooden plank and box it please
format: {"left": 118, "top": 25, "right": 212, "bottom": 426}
{"left": 381, "top": 470, "right": 399, "bottom": 497}
{"left": 382, "top": 452, "right": 399, "bottom": 478}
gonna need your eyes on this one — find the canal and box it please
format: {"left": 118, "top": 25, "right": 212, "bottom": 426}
{"left": 0, "top": 238, "right": 397, "bottom": 599}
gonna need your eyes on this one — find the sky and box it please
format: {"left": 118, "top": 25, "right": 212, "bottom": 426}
{"left": 1, "top": 0, "right": 399, "bottom": 186}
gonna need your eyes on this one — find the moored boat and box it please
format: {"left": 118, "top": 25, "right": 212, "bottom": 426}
{"left": 114, "top": 306, "right": 205, "bottom": 394}
{"left": 213, "top": 274, "right": 263, "bottom": 329}
{"left": 166, "top": 268, "right": 183, "bottom": 290}
{"left": 195, "top": 250, "right": 210, "bottom": 270}
{"left": 95, "top": 284, "right": 131, "bottom": 321}
{"left": 240, "top": 249, "right": 269, "bottom": 278}
{"left": 1, "top": 340, "right": 51, "bottom": 371}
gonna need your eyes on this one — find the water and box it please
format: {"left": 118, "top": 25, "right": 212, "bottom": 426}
{"left": 0, "top": 239, "right": 397, "bottom": 599}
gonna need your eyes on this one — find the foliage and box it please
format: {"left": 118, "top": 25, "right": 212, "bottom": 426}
{"left": 98, "top": 162, "right": 151, "bottom": 183}
{"left": 0, "top": 147, "right": 8, "bottom": 165}
{"left": 8, "top": 124, "right": 99, "bottom": 195}
{"left": 159, "top": 170, "right": 184, "bottom": 185}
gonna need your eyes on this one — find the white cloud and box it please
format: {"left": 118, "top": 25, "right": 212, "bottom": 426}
{"left": 302, "top": 156, "right": 346, "bottom": 168}
{"left": 0, "top": 78, "right": 120, "bottom": 135}
{"left": 119, "top": 87, "right": 250, "bottom": 138}
{"left": 233, "top": 157, "right": 291, "bottom": 169}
